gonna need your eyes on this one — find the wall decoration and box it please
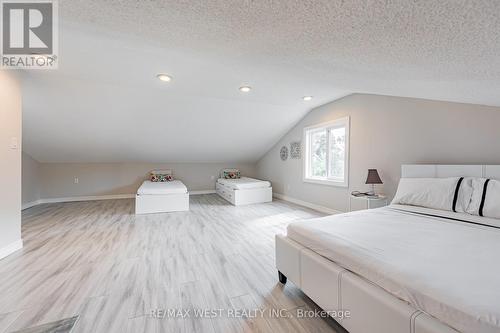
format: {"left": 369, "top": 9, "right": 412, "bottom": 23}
{"left": 290, "top": 141, "right": 301, "bottom": 159}
{"left": 280, "top": 146, "right": 289, "bottom": 161}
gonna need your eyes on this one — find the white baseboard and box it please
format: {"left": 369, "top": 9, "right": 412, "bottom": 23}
{"left": 22, "top": 194, "right": 136, "bottom": 209}
{"left": 42, "top": 194, "right": 136, "bottom": 204}
{"left": 0, "top": 239, "right": 23, "bottom": 260}
{"left": 22, "top": 200, "right": 42, "bottom": 210}
{"left": 190, "top": 190, "right": 216, "bottom": 195}
{"left": 23, "top": 192, "right": 337, "bottom": 216}
{"left": 273, "top": 193, "right": 342, "bottom": 215}
{"left": 22, "top": 191, "right": 217, "bottom": 209}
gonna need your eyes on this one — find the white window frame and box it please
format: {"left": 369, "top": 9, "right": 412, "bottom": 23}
{"left": 303, "top": 116, "right": 350, "bottom": 187}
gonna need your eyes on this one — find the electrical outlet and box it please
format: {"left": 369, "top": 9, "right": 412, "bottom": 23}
{"left": 210, "top": 175, "right": 215, "bottom": 180}
{"left": 74, "top": 177, "right": 79, "bottom": 184}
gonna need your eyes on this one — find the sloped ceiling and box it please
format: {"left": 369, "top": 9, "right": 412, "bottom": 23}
{"left": 22, "top": 0, "right": 500, "bottom": 163}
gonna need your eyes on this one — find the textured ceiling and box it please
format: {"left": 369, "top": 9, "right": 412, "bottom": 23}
{"left": 22, "top": 0, "right": 500, "bottom": 163}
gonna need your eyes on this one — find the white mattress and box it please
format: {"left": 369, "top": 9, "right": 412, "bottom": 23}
{"left": 137, "top": 180, "right": 187, "bottom": 195}
{"left": 217, "top": 177, "right": 271, "bottom": 190}
{"left": 287, "top": 205, "right": 500, "bottom": 333}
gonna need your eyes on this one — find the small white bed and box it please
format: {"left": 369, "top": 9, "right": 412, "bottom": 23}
{"left": 135, "top": 170, "right": 189, "bottom": 214}
{"left": 217, "top": 177, "right": 271, "bottom": 190}
{"left": 216, "top": 169, "right": 272, "bottom": 205}
{"left": 276, "top": 164, "right": 500, "bottom": 333}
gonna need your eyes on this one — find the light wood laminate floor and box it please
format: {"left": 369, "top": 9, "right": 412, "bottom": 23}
{"left": 0, "top": 194, "right": 345, "bottom": 333}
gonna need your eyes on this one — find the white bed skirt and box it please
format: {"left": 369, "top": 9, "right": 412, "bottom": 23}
{"left": 135, "top": 193, "right": 189, "bottom": 214}
{"left": 275, "top": 235, "right": 458, "bottom": 333}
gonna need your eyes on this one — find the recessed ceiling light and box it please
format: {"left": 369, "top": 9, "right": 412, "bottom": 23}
{"left": 303, "top": 96, "right": 313, "bottom": 101}
{"left": 156, "top": 74, "right": 172, "bottom": 82}
{"left": 239, "top": 86, "right": 252, "bottom": 92}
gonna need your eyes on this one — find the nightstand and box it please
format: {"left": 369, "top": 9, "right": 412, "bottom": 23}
{"left": 349, "top": 195, "right": 388, "bottom": 212}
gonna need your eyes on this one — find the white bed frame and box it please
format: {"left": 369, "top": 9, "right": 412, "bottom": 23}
{"left": 276, "top": 164, "right": 500, "bottom": 333}
{"left": 216, "top": 169, "right": 272, "bottom": 206}
{"left": 135, "top": 170, "right": 189, "bottom": 214}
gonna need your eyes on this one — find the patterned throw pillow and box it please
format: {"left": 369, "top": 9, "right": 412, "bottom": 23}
{"left": 150, "top": 173, "right": 173, "bottom": 182}
{"left": 223, "top": 171, "right": 241, "bottom": 179}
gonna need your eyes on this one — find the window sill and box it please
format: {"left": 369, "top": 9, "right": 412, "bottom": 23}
{"left": 303, "top": 177, "right": 348, "bottom": 187}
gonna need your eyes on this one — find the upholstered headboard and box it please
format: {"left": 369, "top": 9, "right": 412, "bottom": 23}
{"left": 150, "top": 169, "right": 172, "bottom": 175}
{"left": 401, "top": 164, "right": 500, "bottom": 180}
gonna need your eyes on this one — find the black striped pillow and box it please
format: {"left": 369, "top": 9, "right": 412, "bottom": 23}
{"left": 467, "top": 178, "right": 500, "bottom": 219}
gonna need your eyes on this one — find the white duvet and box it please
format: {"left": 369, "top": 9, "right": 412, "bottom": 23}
{"left": 137, "top": 180, "right": 187, "bottom": 195}
{"left": 217, "top": 177, "right": 271, "bottom": 190}
{"left": 287, "top": 205, "right": 500, "bottom": 333}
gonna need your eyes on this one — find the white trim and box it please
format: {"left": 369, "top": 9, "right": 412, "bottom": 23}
{"left": 22, "top": 191, "right": 218, "bottom": 209}
{"left": 42, "top": 194, "right": 136, "bottom": 204}
{"left": 273, "top": 192, "right": 341, "bottom": 215}
{"left": 22, "top": 194, "right": 136, "bottom": 208}
{"left": 22, "top": 200, "right": 42, "bottom": 210}
{"left": 303, "top": 116, "right": 350, "bottom": 187}
{"left": 0, "top": 239, "right": 23, "bottom": 260}
{"left": 302, "top": 177, "right": 348, "bottom": 187}
{"left": 190, "top": 190, "right": 216, "bottom": 195}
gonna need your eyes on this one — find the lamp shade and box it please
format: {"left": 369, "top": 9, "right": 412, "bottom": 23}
{"left": 365, "top": 169, "right": 383, "bottom": 184}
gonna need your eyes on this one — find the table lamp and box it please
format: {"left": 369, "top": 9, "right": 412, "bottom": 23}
{"left": 366, "top": 169, "right": 383, "bottom": 195}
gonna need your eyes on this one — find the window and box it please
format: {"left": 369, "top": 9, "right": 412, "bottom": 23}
{"left": 303, "top": 117, "right": 349, "bottom": 187}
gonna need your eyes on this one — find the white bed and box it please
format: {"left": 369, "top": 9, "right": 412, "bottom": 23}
{"left": 137, "top": 180, "right": 188, "bottom": 195}
{"left": 216, "top": 170, "right": 272, "bottom": 205}
{"left": 217, "top": 177, "right": 271, "bottom": 190}
{"left": 276, "top": 164, "right": 500, "bottom": 333}
{"left": 135, "top": 171, "right": 189, "bottom": 214}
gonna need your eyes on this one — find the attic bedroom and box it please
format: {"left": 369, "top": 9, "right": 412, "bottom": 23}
{"left": 1, "top": 1, "right": 500, "bottom": 333}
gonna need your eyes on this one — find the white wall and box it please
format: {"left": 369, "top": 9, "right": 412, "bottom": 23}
{"left": 257, "top": 94, "right": 500, "bottom": 213}
{"left": 0, "top": 71, "right": 22, "bottom": 258}
{"left": 22, "top": 152, "right": 41, "bottom": 207}
{"left": 39, "top": 162, "right": 256, "bottom": 199}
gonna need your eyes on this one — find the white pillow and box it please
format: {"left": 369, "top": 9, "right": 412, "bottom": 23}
{"left": 467, "top": 178, "right": 500, "bottom": 219}
{"left": 392, "top": 177, "right": 472, "bottom": 212}
{"left": 466, "top": 178, "right": 487, "bottom": 216}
